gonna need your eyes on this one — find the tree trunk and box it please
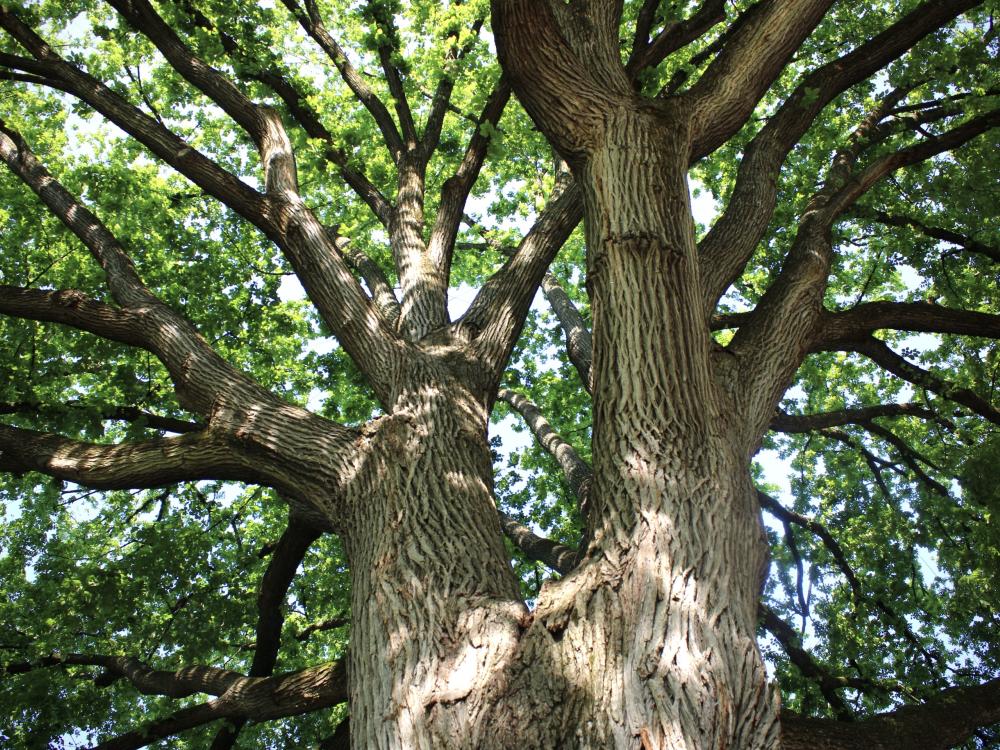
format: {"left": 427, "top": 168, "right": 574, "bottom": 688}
{"left": 486, "top": 106, "right": 779, "bottom": 749}
{"left": 341, "top": 353, "right": 527, "bottom": 749}
{"left": 335, "top": 105, "right": 779, "bottom": 749}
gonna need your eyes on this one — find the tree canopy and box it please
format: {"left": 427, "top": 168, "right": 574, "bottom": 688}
{"left": 0, "top": 0, "right": 998, "bottom": 748}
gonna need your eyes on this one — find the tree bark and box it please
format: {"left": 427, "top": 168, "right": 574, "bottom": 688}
{"left": 338, "top": 354, "right": 526, "bottom": 749}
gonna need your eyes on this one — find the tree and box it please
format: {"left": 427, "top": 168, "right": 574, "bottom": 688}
{"left": 0, "top": 0, "right": 998, "bottom": 747}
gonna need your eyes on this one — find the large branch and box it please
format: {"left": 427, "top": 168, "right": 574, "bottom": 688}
{"left": 2, "top": 8, "right": 402, "bottom": 396}
{"left": 682, "top": 0, "right": 835, "bottom": 160}
{"left": 498, "top": 511, "right": 577, "bottom": 576}
{"left": 462, "top": 179, "right": 583, "bottom": 391}
{"left": 540, "top": 273, "right": 593, "bottom": 393}
{"left": 104, "top": 0, "right": 298, "bottom": 196}
{"left": 0, "top": 424, "right": 258, "bottom": 490}
{"left": 0, "top": 286, "right": 148, "bottom": 350}
{"left": 817, "top": 302, "right": 1000, "bottom": 347}
{"left": 88, "top": 660, "right": 348, "bottom": 750}
{"left": 497, "top": 388, "right": 592, "bottom": 507}
{"left": 727, "top": 101, "right": 999, "bottom": 448}
{"left": 0, "top": 8, "right": 266, "bottom": 227}
{"left": 781, "top": 676, "right": 1000, "bottom": 750}
{"left": 825, "top": 109, "right": 1000, "bottom": 217}
{"left": 697, "top": 0, "right": 982, "bottom": 311}
{"left": 490, "top": 0, "right": 627, "bottom": 160}
{"left": 0, "top": 122, "right": 276, "bottom": 417}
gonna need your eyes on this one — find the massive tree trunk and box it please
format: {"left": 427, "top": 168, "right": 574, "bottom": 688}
{"left": 327, "top": 67, "right": 778, "bottom": 750}
{"left": 341, "top": 351, "right": 526, "bottom": 749}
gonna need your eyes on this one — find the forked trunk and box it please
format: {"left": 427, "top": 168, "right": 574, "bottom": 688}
{"left": 336, "top": 107, "right": 778, "bottom": 750}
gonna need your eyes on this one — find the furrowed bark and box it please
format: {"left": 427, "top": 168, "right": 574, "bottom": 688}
{"left": 341, "top": 363, "right": 525, "bottom": 749}
{"left": 391, "top": 154, "right": 447, "bottom": 340}
{"left": 493, "top": 4, "right": 779, "bottom": 745}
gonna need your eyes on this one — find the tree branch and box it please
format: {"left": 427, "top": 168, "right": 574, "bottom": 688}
{"left": 818, "top": 302, "right": 1000, "bottom": 348}
{"left": 210, "top": 514, "right": 322, "bottom": 749}
{"left": 844, "top": 337, "right": 1000, "bottom": 425}
{"left": 462, "top": 178, "right": 583, "bottom": 390}
{"left": 760, "top": 604, "right": 856, "bottom": 720}
{"left": 0, "top": 424, "right": 258, "bottom": 490}
{"left": 104, "top": 0, "right": 300, "bottom": 197}
{"left": 427, "top": 77, "right": 511, "bottom": 290}
{"left": 726, "top": 95, "right": 998, "bottom": 449}
{"left": 625, "top": 0, "right": 726, "bottom": 77}
{"left": 0, "top": 401, "right": 201, "bottom": 434}
{"left": 825, "top": 109, "right": 1000, "bottom": 217}
{"left": 279, "top": 0, "right": 404, "bottom": 159}
{"left": 781, "top": 676, "right": 1000, "bottom": 750}
{"left": 697, "top": 0, "right": 982, "bottom": 311}
{"left": 0, "top": 286, "right": 148, "bottom": 350}
{"left": 854, "top": 207, "right": 1000, "bottom": 264}
{"left": 497, "top": 388, "right": 591, "bottom": 508}
{"left": 757, "top": 491, "right": 862, "bottom": 600}
{"left": 0, "top": 122, "right": 277, "bottom": 417}
{"left": 87, "top": 659, "right": 348, "bottom": 750}
{"left": 683, "top": 0, "right": 836, "bottom": 160}
{"left": 540, "top": 273, "right": 593, "bottom": 393}
{"left": 770, "top": 404, "right": 944, "bottom": 433}
{"left": 177, "top": 2, "right": 392, "bottom": 224}
{"left": 0, "top": 7, "right": 267, "bottom": 228}
{"left": 498, "top": 511, "right": 577, "bottom": 576}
